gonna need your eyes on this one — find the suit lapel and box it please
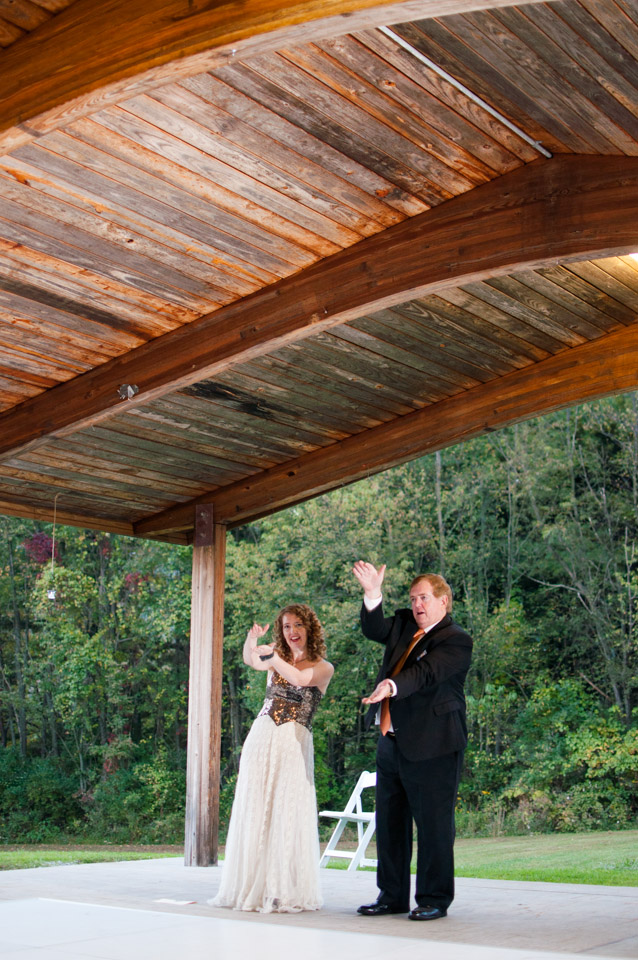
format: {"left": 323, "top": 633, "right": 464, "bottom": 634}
{"left": 387, "top": 622, "right": 427, "bottom": 674}
{"left": 387, "top": 614, "right": 451, "bottom": 673}
{"left": 421, "top": 615, "right": 451, "bottom": 653}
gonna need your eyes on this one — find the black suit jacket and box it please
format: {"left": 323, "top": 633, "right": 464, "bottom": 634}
{"left": 361, "top": 602, "right": 473, "bottom": 762}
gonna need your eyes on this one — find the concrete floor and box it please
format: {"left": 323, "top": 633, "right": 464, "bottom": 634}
{"left": 0, "top": 857, "right": 636, "bottom": 960}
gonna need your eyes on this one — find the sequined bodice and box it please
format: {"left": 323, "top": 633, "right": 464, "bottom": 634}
{"left": 258, "top": 670, "right": 323, "bottom": 731}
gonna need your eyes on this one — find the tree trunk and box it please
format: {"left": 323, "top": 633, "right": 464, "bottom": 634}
{"left": 435, "top": 450, "right": 445, "bottom": 575}
{"left": 6, "top": 535, "right": 27, "bottom": 758}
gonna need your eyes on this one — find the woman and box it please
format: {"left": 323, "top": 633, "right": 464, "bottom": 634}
{"left": 212, "top": 603, "right": 333, "bottom": 913}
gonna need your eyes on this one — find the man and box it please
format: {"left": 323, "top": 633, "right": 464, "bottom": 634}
{"left": 353, "top": 560, "right": 472, "bottom": 921}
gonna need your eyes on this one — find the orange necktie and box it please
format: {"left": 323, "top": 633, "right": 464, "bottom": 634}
{"left": 379, "top": 628, "right": 425, "bottom": 735}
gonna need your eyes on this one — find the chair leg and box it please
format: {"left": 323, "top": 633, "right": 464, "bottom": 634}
{"left": 319, "top": 817, "right": 349, "bottom": 867}
{"left": 347, "top": 817, "right": 377, "bottom": 871}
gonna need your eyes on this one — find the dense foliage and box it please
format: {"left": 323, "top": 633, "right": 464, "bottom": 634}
{"left": 1, "top": 394, "right": 637, "bottom": 843}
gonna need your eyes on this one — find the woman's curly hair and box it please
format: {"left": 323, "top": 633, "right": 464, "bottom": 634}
{"left": 272, "top": 603, "right": 326, "bottom": 664}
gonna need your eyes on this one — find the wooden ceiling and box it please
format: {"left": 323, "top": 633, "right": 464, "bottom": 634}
{"left": 1, "top": 0, "right": 638, "bottom": 542}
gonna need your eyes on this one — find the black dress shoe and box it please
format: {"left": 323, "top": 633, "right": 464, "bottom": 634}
{"left": 409, "top": 904, "right": 447, "bottom": 921}
{"left": 357, "top": 900, "right": 407, "bottom": 916}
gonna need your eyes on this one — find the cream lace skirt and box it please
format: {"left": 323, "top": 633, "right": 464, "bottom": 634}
{"left": 212, "top": 714, "right": 322, "bottom": 913}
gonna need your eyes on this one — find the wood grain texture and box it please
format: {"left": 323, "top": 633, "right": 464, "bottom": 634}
{"left": 0, "top": 0, "right": 50, "bottom": 30}
{"left": 2, "top": 155, "right": 637, "bottom": 463}
{"left": 184, "top": 508, "right": 226, "bottom": 866}
{"left": 180, "top": 69, "right": 411, "bottom": 227}
{"left": 4, "top": 253, "right": 638, "bottom": 538}
{"left": 0, "top": 497, "right": 136, "bottom": 536}
{"left": 3, "top": 2, "right": 638, "bottom": 543}
{"left": 0, "top": 0, "right": 545, "bottom": 152}
{"left": 138, "top": 319, "right": 638, "bottom": 533}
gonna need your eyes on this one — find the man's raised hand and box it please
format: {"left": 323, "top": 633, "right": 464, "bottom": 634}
{"left": 352, "top": 560, "right": 386, "bottom": 599}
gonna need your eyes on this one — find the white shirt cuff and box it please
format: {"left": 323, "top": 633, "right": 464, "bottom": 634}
{"left": 363, "top": 594, "right": 382, "bottom": 611}
{"left": 387, "top": 678, "right": 397, "bottom": 697}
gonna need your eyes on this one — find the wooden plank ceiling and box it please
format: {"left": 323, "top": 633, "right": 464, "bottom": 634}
{"left": 0, "top": 0, "right": 75, "bottom": 49}
{"left": 1, "top": 0, "right": 638, "bottom": 542}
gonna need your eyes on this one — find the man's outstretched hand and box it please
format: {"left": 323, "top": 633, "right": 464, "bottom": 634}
{"left": 362, "top": 679, "right": 393, "bottom": 704}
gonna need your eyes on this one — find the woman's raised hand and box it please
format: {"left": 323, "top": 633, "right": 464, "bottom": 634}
{"left": 352, "top": 560, "right": 386, "bottom": 598}
{"left": 247, "top": 622, "right": 270, "bottom": 644}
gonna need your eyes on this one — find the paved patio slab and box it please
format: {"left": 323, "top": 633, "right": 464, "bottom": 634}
{"left": 0, "top": 857, "right": 635, "bottom": 960}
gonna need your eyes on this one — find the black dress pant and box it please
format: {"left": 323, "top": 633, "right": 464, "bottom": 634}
{"left": 375, "top": 734, "right": 463, "bottom": 910}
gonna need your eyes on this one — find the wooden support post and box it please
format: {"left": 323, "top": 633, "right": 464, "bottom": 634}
{"left": 184, "top": 505, "right": 226, "bottom": 866}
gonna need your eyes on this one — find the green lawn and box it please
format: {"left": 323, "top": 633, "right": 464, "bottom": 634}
{"left": 322, "top": 829, "right": 638, "bottom": 886}
{"left": 2, "top": 831, "right": 637, "bottom": 886}
{"left": 454, "top": 830, "right": 638, "bottom": 886}
{"left": 0, "top": 845, "right": 182, "bottom": 871}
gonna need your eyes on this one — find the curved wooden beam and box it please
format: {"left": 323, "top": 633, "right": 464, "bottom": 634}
{"left": 1, "top": 155, "right": 638, "bottom": 472}
{"left": 145, "top": 320, "right": 638, "bottom": 533}
{"left": 132, "top": 154, "right": 638, "bottom": 534}
{"left": 0, "top": 0, "right": 538, "bottom": 155}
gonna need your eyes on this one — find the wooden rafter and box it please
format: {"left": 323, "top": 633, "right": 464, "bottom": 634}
{"left": 0, "top": 0, "right": 543, "bottom": 155}
{"left": 0, "top": 498, "right": 136, "bottom": 537}
{"left": 1, "top": 154, "right": 637, "bottom": 469}
{"left": 137, "top": 319, "right": 638, "bottom": 535}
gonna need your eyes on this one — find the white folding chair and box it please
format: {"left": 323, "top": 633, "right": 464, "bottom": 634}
{"left": 319, "top": 770, "right": 377, "bottom": 870}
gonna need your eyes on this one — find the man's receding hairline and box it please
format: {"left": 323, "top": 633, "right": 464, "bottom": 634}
{"left": 410, "top": 576, "right": 436, "bottom": 592}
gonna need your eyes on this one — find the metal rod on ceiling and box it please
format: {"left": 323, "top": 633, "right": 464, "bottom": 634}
{"left": 378, "top": 25, "right": 553, "bottom": 159}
